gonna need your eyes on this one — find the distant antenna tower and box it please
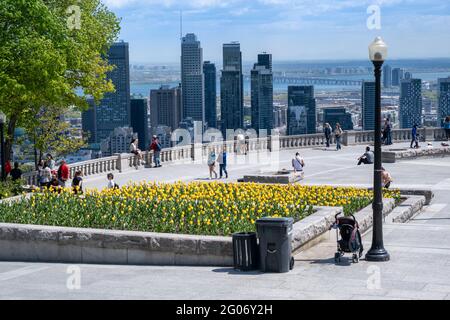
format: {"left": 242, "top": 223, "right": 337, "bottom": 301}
{"left": 180, "top": 10, "right": 183, "bottom": 42}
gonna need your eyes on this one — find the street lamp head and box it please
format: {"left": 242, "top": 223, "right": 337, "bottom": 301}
{"left": 0, "top": 112, "right": 6, "bottom": 125}
{"left": 369, "top": 36, "right": 388, "bottom": 62}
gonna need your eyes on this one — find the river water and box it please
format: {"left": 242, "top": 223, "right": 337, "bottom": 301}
{"left": 131, "top": 71, "right": 450, "bottom": 97}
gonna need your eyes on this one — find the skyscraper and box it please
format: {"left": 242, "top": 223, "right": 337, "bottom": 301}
{"left": 399, "top": 79, "right": 422, "bottom": 129}
{"left": 181, "top": 33, "right": 204, "bottom": 123}
{"left": 323, "top": 107, "right": 354, "bottom": 131}
{"left": 203, "top": 61, "right": 217, "bottom": 128}
{"left": 130, "top": 97, "right": 150, "bottom": 150}
{"left": 150, "top": 85, "right": 182, "bottom": 133}
{"left": 221, "top": 42, "right": 244, "bottom": 134}
{"left": 392, "top": 68, "right": 405, "bottom": 86}
{"left": 82, "top": 41, "right": 131, "bottom": 144}
{"left": 438, "top": 77, "right": 450, "bottom": 125}
{"left": 287, "top": 86, "right": 316, "bottom": 135}
{"left": 362, "top": 81, "right": 376, "bottom": 131}
{"left": 251, "top": 53, "right": 273, "bottom": 133}
{"left": 404, "top": 72, "right": 413, "bottom": 80}
{"left": 383, "top": 64, "right": 392, "bottom": 88}
{"left": 257, "top": 53, "right": 272, "bottom": 71}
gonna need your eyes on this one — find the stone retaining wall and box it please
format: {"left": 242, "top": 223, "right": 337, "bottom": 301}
{"left": 0, "top": 195, "right": 428, "bottom": 267}
{"left": 382, "top": 146, "right": 450, "bottom": 163}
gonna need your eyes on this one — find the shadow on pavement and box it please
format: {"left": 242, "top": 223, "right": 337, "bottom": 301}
{"left": 295, "top": 257, "right": 353, "bottom": 267}
{"left": 211, "top": 268, "right": 263, "bottom": 276}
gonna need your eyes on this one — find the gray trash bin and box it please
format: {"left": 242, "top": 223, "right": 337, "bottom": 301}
{"left": 256, "top": 217, "right": 294, "bottom": 273}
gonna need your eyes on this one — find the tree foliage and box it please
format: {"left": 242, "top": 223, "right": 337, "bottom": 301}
{"left": 0, "top": 0, "right": 120, "bottom": 160}
{"left": 30, "top": 106, "right": 88, "bottom": 161}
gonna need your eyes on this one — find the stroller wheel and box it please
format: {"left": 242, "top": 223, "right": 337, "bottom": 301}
{"left": 334, "top": 252, "right": 341, "bottom": 263}
{"left": 290, "top": 257, "right": 295, "bottom": 270}
{"left": 352, "top": 254, "right": 359, "bottom": 264}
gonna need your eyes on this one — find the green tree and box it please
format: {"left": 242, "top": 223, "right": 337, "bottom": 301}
{"left": 30, "top": 106, "right": 88, "bottom": 165}
{"left": 0, "top": 0, "right": 120, "bottom": 161}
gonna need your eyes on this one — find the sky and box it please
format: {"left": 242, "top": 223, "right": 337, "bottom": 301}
{"left": 102, "top": 0, "right": 450, "bottom": 64}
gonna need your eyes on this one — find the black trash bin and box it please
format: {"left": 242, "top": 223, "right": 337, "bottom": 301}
{"left": 256, "top": 217, "right": 294, "bottom": 273}
{"left": 232, "top": 232, "right": 259, "bottom": 271}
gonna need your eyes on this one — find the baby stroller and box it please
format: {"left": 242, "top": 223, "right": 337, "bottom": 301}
{"left": 331, "top": 213, "right": 364, "bottom": 263}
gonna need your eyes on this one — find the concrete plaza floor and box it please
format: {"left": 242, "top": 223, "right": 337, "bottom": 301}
{"left": 1, "top": 142, "right": 450, "bottom": 299}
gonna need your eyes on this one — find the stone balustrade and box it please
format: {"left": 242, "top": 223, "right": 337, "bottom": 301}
{"left": 22, "top": 127, "right": 447, "bottom": 186}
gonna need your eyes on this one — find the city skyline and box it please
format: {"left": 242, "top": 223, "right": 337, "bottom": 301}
{"left": 103, "top": 0, "right": 450, "bottom": 63}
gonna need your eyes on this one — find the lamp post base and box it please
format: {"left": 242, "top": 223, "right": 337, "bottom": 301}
{"left": 365, "top": 248, "right": 390, "bottom": 262}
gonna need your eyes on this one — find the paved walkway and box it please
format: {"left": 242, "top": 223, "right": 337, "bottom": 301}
{"left": 1, "top": 142, "right": 450, "bottom": 299}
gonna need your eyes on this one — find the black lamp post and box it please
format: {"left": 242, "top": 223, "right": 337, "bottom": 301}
{"left": 365, "top": 37, "right": 390, "bottom": 262}
{"left": 0, "top": 112, "right": 6, "bottom": 182}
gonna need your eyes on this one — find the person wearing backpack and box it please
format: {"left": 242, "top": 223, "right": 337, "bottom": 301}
{"left": 150, "top": 136, "right": 162, "bottom": 168}
{"left": 292, "top": 152, "right": 305, "bottom": 180}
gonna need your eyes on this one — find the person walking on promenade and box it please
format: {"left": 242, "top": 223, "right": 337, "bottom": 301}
{"left": 410, "top": 125, "right": 419, "bottom": 149}
{"left": 72, "top": 170, "right": 83, "bottom": 194}
{"left": 383, "top": 119, "right": 392, "bottom": 145}
{"left": 324, "top": 123, "right": 332, "bottom": 148}
{"left": 10, "top": 162, "right": 23, "bottom": 181}
{"left": 357, "top": 146, "right": 374, "bottom": 165}
{"left": 150, "top": 136, "right": 162, "bottom": 168}
{"left": 39, "top": 162, "right": 52, "bottom": 189}
{"left": 444, "top": 116, "right": 450, "bottom": 141}
{"left": 207, "top": 150, "right": 218, "bottom": 180}
{"left": 381, "top": 167, "right": 393, "bottom": 189}
{"left": 335, "top": 123, "right": 343, "bottom": 151}
{"left": 57, "top": 159, "right": 70, "bottom": 187}
{"left": 218, "top": 147, "right": 228, "bottom": 179}
{"left": 292, "top": 152, "right": 305, "bottom": 179}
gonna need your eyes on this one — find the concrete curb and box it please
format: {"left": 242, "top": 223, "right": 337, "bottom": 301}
{"left": 387, "top": 195, "right": 426, "bottom": 223}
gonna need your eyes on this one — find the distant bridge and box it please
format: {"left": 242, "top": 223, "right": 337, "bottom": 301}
{"left": 273, "top": 76, "right": 363, "bottom": 86}
{"left": 243, "top": 75, "right": 363, "bottom": 86}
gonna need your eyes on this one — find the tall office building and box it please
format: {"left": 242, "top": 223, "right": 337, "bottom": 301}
{"left": 392, "top": 68, "right": 405, "bottom": 86}
{"left": 251, "top": 53, "right": 274, "bottom": 133}
{"left": 362, "top": 81, "right": 376, "bottom": 131}
{"left": 130, "top": 97, "right": 150, "bottom": 151}
{"left": 82, "top": 41, "right": 131, "bottom": 144}
{"left": 404, "top": 72, "right": 413, "bottom": 80}
{"left": 383, "top": 64, "right": 392, "bottom": 88}
{"left": 399, "top": 79, "right": 422, "bottom": 129}
{"left": 220, "top": 42, "right": 244, "bottom": 134}
{"left": 150, "top": 85, "right": 182, "bottom": 133}
{"left": 438, "top": 77, "right": 450, "bottom": 125}
{"left": 181, "top": 33, "right": 204, "bottom": 123}
{"left": 203, "top": 61, "right": 217, "bottom": 128}
{"left": 287, "top": 86, "right": 316, "bottom": 135}
{"left": 100, "top": 127, "right": 135, "bottom": 157}
{"left": 323, "top": 107, "right": 354, "bottom": 131}
{"left": 257, "top": 53, "right": 272, "bottom": 71}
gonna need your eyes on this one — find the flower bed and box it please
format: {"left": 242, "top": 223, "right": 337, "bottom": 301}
{"left": 0, "top": 182, "right": 400, "bottom": 236}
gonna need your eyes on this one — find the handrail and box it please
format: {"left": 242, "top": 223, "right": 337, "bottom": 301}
{"left": 22, "top": 127, "right": 446, "bottom": 186}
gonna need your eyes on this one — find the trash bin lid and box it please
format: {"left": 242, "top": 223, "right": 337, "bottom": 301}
{"left": 256, "top": 217, "right": 294, "bottom": 227}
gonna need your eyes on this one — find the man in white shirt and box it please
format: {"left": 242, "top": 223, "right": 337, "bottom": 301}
{"left": 292, "top": 153, "right": 305, "bottom": 173}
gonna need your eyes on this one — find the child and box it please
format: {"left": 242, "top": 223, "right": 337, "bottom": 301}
{"left": 107, "top": 173, "right": 119, "bottom": 189}
{"left": 72, "top": 170, "right": 83, "bottom": 194}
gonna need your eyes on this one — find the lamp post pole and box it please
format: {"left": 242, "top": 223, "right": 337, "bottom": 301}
{"left": 366, "top": 37, "right": 390, "bottom": 262}
{"left": 0, "top": 120, "right": 5, "bottom": 181}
